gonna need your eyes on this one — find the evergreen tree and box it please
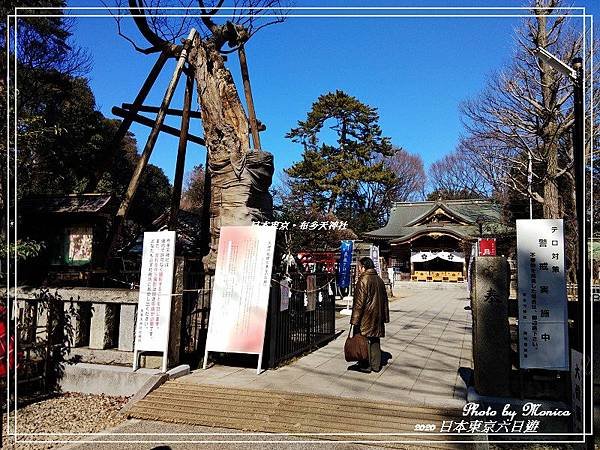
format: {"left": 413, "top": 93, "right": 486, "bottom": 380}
{"left": 285, "top": 90, "right": 396, "bottom": 233}
{"left": 0, "top": 2, "right": 172, "bottom": 239}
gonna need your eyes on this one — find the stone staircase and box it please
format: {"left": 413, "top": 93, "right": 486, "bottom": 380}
{"left": 393, "top": 281, "right": 467, "bottom": 291}
{"left": 127, "top": 381, "right": 474, "bottom": 448}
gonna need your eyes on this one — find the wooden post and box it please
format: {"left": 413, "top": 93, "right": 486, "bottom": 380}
{"left": 169, "top": 73, "right": 194, "bottom": 230}
{"left": 85, "top": 51, "right": 170, "bottom": 192}
{"left": 238, "top": 45, "right": 261, "bottom": 150}
{"left": 169, "top": 257, "right": 185, "bottom": 366}
{"left": 108, "top": 29, "right": 197, "bottom": 255}
{"left": 200, "top": 149, "right": 211, "bottom": 259}
{"left": 267, "top": 284, "right": 279, "bottom": 369}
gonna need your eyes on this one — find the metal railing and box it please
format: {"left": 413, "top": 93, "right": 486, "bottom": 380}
{"left": 180, "top": 270, "right": 211, "bottom": 363}
{"left": 9, "top": 267, "right": 339, "bottom": 374}
{"left": 266, "top": 272, "right": 336, "bottom": 368}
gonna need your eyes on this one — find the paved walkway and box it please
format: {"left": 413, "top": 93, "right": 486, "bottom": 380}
{"left": 179, "top": 283, "right": 473, "bottom": 409}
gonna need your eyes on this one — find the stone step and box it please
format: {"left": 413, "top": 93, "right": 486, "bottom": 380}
{"left": 127, "top": 381, "right": 471, "bottom": 447}
{"left": 159, "top": 382, "right": 456, "bottom": 417}
{"left": 393, "top": 281, "right": 467, "bottom": 291}
{"left": 137, "top": 394, "right": 442, "bottom": 431}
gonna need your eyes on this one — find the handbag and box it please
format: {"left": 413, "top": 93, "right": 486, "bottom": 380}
{"left": 344, "top": 325, "right": 368, "bottom": 362}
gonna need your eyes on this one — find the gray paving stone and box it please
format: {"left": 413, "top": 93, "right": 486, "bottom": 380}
{"left": 184, "top": 285, "right": 473, "bottom": 408}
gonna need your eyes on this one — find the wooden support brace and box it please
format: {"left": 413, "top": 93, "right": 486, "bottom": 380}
{"left": 238, "top": 45, "right": 261, "bottom": 150}
{"left": 108, "top": 29, "right": 197, "bottom": 255}
{"left": 85, "top": 51, "right": 170, "bottom": 192}
{"left": 200, "top": 148, "right": 211, "bottom": 258}
{"left": 111, "top": 106, "right": 205, "bottom": 146}
{"left": 169, "top": 72, "right": 194, "bottom": 229}
{"left": 121, "top": 103, "right": 203, "bottom": 119}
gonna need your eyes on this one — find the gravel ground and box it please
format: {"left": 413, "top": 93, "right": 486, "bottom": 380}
{"left": 2, "top": 392, "right": 128, "bottom": 449}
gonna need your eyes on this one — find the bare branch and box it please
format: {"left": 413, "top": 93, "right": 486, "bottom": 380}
{"left": 128, "top": 0, "right": 180, "bottom": 54}
{"left": 116, "top": 12, "right": 162, "bottom": 54}
{"left": 197, "top": 0, "right": 220, "bottom": 34}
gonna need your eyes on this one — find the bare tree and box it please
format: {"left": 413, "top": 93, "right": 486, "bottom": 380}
{"left": 356, "top": 147, "right": 426, "bottom": 223}
{"left": 113, "top": 0, "right": 285, "bottom": 54}
{"left": 460, "top": 0, "right": 586, "bottom": 219}
{"left": 428, "top": 145, "right": 492, "bottom": 200}
{"left": 384, "top": 147, "right": 426, "bottom": 202}
{"left": 113, "top": 0, "right": 285, "bottom": 271}
{"left": 180, "top": 164, "right": 205, "bottom": 213}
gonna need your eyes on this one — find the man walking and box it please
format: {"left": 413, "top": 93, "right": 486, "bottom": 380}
{"left": 349, "top": 257, "right": 390, "bottom": 373}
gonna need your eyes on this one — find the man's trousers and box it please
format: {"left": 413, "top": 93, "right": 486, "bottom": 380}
{"left": 367, "top": 337, "right": 381, "bottom": 372}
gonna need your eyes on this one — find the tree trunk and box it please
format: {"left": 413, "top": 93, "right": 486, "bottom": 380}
{"left": 542, "top": 142, "right": 561, "bottom": 219}
{"left": 191, "top": 38, "right": 274, "bottom": 273}
{"left": 536, "top": 8, "right": 561, "bottom": 219}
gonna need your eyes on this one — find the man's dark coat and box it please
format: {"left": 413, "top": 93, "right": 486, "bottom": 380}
{"left": 350, "top": 268, "right": 390, "bottom": 337}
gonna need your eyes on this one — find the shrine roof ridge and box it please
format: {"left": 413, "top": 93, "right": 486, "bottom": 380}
{"left": 364, "top": 198, "right": 509, "bottom": 241}
{"left": 390, "top": 198, "right": 496, "bottom": 208}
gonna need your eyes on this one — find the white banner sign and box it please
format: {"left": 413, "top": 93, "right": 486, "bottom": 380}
{"left": 204, "top": 226, "right": 276, "bottom": 374}
{"left": 134, "top": 231, "right": 176, "bottom": 372}
{"left": 410, "top": 251, "right": 465, "bottom": 263}
{"left": 517, "top": 219, "right": 569, "bottom": 370}
{"left": 370, "top": 245, "right": 381, "bottom": 275}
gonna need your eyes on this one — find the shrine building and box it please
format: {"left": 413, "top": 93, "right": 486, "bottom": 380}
{"left": 363, "top": 199, "right": 509, "bottom": 282}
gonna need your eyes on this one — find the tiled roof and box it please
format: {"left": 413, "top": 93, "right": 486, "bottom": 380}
{"left": 364, "top": 199, "right": 510, "bottom": 241}
{"left": 20, "top": 193, "right": 114, "bottom": 214}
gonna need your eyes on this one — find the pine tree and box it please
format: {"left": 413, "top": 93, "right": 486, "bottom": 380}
{"left": 285, "top": 90, "right": 396, "bottom": 232}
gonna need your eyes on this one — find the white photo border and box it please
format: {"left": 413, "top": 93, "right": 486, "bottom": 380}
{"left": 5, "top": 4, "right": 594, "bottom": 446}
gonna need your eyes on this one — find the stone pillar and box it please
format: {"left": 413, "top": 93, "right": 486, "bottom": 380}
{"left": 168, "top": 257, "right": 185, "bottom": 366}
{"left": 35, "top": 300, "right": 49, "bottom": 343}
{"left": 118, "top": 304, "right": 137, "bottom": 351}
{"left": 473, "top": 256, "right": 511, "bottom": 397}
{"left": 89, "top": 303, "right": 117, "bottom": 349}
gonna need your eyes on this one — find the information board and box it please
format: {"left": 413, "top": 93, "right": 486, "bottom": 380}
{"left": 133, "top": 231, "right": 176, "bottom": 372}
{"left": 517, "top": 219, "right": 569, "bottom": 370}
{"left": 203, "top": 226, "right": 276, "bottom": 374}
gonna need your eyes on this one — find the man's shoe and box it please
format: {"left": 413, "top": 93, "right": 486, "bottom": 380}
{"left": 347, "top": 364, "right": 372, "bottom": 373}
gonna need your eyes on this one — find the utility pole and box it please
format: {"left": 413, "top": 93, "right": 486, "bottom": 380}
{"left": 534, "top": 47, "right": 590, "bottom": 443}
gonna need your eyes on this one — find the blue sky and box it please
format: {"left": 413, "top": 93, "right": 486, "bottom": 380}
{"left": 61, "top": 1, "right": 598, "bottom": 190}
